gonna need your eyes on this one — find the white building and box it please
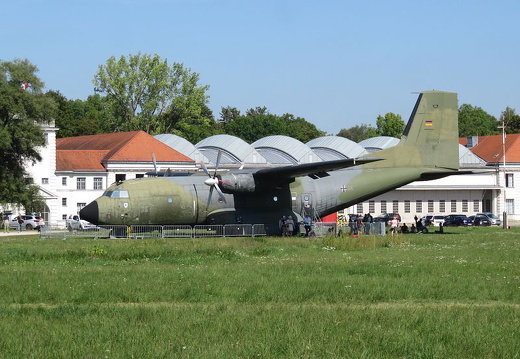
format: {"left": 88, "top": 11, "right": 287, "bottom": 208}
{"left": 24, "top": 125, "right": 196, "bottom": 227}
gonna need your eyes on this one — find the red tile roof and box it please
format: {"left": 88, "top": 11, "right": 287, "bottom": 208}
{"left": 460, "top": 134, "right": 520, "bottom": 163}
{"left": 57, "top": 131, "right": 194, "bottom": 171}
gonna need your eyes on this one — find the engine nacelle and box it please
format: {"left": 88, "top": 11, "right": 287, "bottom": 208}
{"left": 219, "top": 173, "right": 257, "bottom": 193}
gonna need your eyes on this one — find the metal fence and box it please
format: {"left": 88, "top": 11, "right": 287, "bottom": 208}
{"left": 38, "top": 221, "right": 387, "bottom": 239}
{"left": 310, "top": 222, "right": 337, "bottom": 237}
{"left": 39, "top": 223, "right": 267, "bottom": 239}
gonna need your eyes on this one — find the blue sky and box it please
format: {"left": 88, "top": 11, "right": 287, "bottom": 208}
{"left": 3, "top": 0, "right": 519, "bottom": 134}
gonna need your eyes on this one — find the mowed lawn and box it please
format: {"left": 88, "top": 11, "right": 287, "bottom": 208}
{"left": 0, "top": 227, "right": 519, "bottom": 358}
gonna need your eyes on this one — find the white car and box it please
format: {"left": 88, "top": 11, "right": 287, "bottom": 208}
{"left": 9, "top": 215, "right": 41, "bottom": 230}
{"left": 66, "top": 215, "right": 98, "bottom": 231}
{"left": 420, "top": 214, "right": 445, "bottom": 226}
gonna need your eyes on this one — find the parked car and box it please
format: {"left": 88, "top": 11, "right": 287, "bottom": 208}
{"left": 443, "top": 215, "right": 472, "bottom": 226}
{"left": 373, "top": 213, "right": 401, "bottom": 224}
{"left": 9, "top": 215, "right": 41, "bottom": 230}
{"left": 476, "top": 212, "right": 501, "bottom": 226}
{"left": 469, "top": 215, "right": 491, "bottom": 226}
{"left": 419, "top": 214, "right": 445, "bottom": 226}
{"left": 66, "top": 214, "right": 98, "bottom": 231}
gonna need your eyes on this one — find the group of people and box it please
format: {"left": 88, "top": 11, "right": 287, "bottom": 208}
{"left": 1, "top": 213, "right": 46, "bottom": 233}
{"left": 2, "top": 213, "right": 23, "bottom": 233}
{"left": 279, "top": 214, "right": 313, "bottom": 237}
{"left": 348, "top": 213, "right": 374, "bottom": 235}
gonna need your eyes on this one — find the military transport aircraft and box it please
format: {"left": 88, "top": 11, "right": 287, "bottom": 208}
{"left": 80, "top": 91, "right": 460, "bottom": 235}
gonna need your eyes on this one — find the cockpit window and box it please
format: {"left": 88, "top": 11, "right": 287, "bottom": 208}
{"left": 103, "top": 189, "right": 129, "bottom": 198}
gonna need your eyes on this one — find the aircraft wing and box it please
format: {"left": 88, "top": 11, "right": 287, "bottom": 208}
{"left": 253, "top": 157, "right": 382, "bottom": 181}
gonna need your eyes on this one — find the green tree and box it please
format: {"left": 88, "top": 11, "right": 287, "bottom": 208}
{"left": 224, "top": 108, "right": 324, "bottom": 143}
{"left": 337, "top": 124, "right": 377, "bottom": 142}
{"left": 47, "top": 91, "right": 107, "bottom": 138}
{"left": 375, "top": 112, "right": 405, "bottom": 137}
{"left": 93, "top": 53, "right": 213, "bottom": 136}
{"left": 219, "top": 106, "right": 241, "bottom": 123}
{"left": 160, "top": 64, "right": 215, "bottom": 142}
{"left": 283, "top": 113, "right": 325, "bottom": 143}
{"left": 458, "top": 104, "right": 498, "bottom": 137}
{"left": 0, "top": 58, "right": 55, "bottom": 207}
{"left": 500, "top": 106, "right": 520, "bottom": 134}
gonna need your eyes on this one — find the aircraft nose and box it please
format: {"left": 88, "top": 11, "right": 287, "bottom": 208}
{"left": 80, "top": 201, "right": 99, "bottom": 224}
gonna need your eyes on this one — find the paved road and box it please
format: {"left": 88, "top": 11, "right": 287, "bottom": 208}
{"left": 0, "top": 230, "right": 40, "bottom": 237}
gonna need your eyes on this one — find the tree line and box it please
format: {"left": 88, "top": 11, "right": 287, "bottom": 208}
{"left": 1, "top": 54, "right": 520, "bottom": 209}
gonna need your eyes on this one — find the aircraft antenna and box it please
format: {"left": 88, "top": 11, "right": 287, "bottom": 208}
{"left": 152, "top": 153, "right": 158, "bottom": 175}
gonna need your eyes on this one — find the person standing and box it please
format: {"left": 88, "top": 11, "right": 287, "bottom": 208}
{"left": 279, "top": 216, "right": 287, "bottom": 236}
{"left": 3, "top": 214, "right": 9, "bottom": 233}
{"left": 16, "top": 214, "right": 23, "bottom": 233}
{"left": 38, "top": 217, "right": 45, "bottom": 232}
{"left": 390, "top": 216, "right": 399, "bottom": 236}
{"left": 286, "top": 216, "right": 294, "bottom": 237}
{"left": 303, "top": 215, "right": 312, "bottom": 237}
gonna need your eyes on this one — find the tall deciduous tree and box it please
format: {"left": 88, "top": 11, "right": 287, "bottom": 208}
{"left": 375, "top": 113, "right": 405, "bottom": 138}
{"left": 0, "top": 59, "right": 55, "bottom": 207}
{"left": 224, "top": 107, "right": 324, "bottom": 143}
{"left": 47, "top": 91, "right": 107, "bottom": 138}
{"left": 458, "top": 104, "right": 498, "bottom": 137}
{"left": 337, "top": 124, "right": 377, "bottom": 142}
{"left": 500, "top": 106, "right": 520, "bottom": 134}
{"left": 219, "top": 106, "right": 240, "bottom": 123}
{"left": 93, "top": 53, "right": 213, "bottom": 137}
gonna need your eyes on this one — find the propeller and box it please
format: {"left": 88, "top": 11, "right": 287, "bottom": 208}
{"left": 201, "top": 150, "right": 227, "bottom": 208}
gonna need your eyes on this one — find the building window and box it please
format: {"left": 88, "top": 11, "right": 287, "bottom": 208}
{"left": 404, "top": 200, "right": 410, "bottom": 213}
{"left": 393, "top": 200, "right": 398, "bottom": 213}
{"left": 62, "top": 198, "right": 67, "bottom": 206}
{"left": 416, "top": 200, "right": 422, "bottom": 213}
{"left": 42, "top": 178, "right": 49, "bottom": 185}
{"left": 62, "top": 214, "right": 67, "bottom": 220}
{"left": 506, "top": 173, "right": 514, "bottom": 188}
{"left": 439, "top": 200, "right": 445, "bottom": 213}
{"left": 136, "top": 174, "right": 144, "bottom": 179}
{"left": 77, "top": 203, "right": 86, "bottom": 213}
{"left": 77, "top": 177, "right": 86, "bottom": 190}
{"left": 62, "top": 177, "right": 67, "bottom": 186}
{"left": 381, "top": 200, "right": 387, "bottom": 214}
{"left": 428, "top": 200, "right": 434, "bottom": 213}
{"left": 369, "top": 200, "right": 375, "bottom": 214}
{"left": 356, "top": 203, "right": 363, "bottom": 213}
{"left": 506, "top": 199, "right": 515, "bottom": 214}
{"left": 94, "top": 177, "right": 103, "bottom": 190}
{"left": 473, "top": 199, "right": 480, "bottom": 212}
{"left": 462, "top": 200, "right": 468, "bottom": 212}
{"left": 116, "top": 174, "right": 126, "bottom": 183}
{"left": 451, "top": 200, "right": 457, "bottom": 213}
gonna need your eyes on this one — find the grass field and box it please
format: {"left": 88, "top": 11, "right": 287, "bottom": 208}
{"left": 1, "top": 227, "right": 519, "bottom": 358}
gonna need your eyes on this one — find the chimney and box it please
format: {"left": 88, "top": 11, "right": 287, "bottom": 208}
{"left": 466, "top": 136, "right": 478, "bottom": 149}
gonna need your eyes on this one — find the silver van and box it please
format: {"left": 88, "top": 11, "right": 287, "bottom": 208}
{"left": 476, "top": 212, "right": 501, "bottom": 226}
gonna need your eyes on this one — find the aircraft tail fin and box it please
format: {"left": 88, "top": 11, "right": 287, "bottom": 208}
{"left": 369, "top": 91, "right": 459, "bottom": 170}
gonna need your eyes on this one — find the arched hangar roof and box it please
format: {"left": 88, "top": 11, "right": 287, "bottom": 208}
{"left": 195, "top": 134, "right": 268, "bottom": 166}
{"left": 306, "top": 136, "right": 367, "bottom": 160}
{"left": 358, "top": 136, "right": 400, "bottom": 153}
{"left": 154, "top": 133, "right": 210, "bottom": 164}
{"left": 252, "top": 135, "right": 320, "bottom": 164}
